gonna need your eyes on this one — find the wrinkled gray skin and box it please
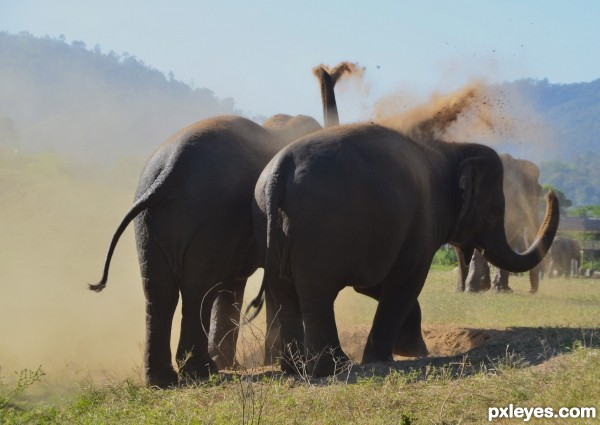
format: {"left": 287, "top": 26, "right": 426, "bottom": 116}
{"left": 252, "top": 124, "right": 559, "bottom": 377}
{"left": 89, "top": 68, "right": 344, "bottom": 388}
{"left": 456, "top": 154, "right": 543, "bottom": 293}
{"left": 544, "top": 237, "right": 581, "bottom": 278}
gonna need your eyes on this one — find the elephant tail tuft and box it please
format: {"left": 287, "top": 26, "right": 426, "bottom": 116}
{"left": 88, "top": 281, "right": 106, "bottom": 292}
{"left": 243, "top": 291, "right": 264, "bottom": 324}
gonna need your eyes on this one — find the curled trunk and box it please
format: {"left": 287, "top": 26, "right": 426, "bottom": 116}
{"left": 483, "top": 191, "right": 559, "bottom": 273}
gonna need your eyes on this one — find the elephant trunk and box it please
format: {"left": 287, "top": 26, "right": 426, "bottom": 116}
{"left": 313, "top": 66, "right": 340, "bottom": 128}
{"left": 482, "top": 191, "right": 559, "bottom": 273}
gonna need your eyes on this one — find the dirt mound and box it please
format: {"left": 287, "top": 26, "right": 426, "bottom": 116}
{"left": 338, "top": 324, "right": 492, "bottom": 363}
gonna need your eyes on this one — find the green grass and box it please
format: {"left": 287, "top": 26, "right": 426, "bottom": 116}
{"left": 1, "top": 347, "right": 598, "bottom": 424}
{"left": 2, "top": 271, "right": 599, "bottom": 424}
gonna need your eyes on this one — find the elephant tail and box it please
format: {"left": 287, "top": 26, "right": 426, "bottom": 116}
{"left": 88, "top": 173, "right": 166, "bottom": 292}
{"left": 244, "top": 158, "right": 291, "bottom": 323}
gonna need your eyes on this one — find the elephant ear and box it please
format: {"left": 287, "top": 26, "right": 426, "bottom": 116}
{"left": 457, "top": 157, "right": 485, "bottom": 228}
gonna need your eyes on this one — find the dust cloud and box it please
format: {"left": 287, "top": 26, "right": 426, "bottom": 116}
{"left": 374, "top": 81, "right": 556, "bottom": 159}
{"left": 0, "top": 150, "right": 149, "bottom": 387}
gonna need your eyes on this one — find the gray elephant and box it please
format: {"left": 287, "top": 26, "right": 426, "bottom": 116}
{"left": 456, "top": 154, "right": 543, "bottom": 293}
{"left": 90, "top": 63, "right": 355, "bottom": 388}
{"left": 251, "top": 123, "right": 559, "bottom": 377}
{"left": 545, "top": 237, "right": 581, "bottom": 278}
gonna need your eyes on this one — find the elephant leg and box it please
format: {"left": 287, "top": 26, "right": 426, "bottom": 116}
{"left": 547, "top": 259, "right": 554, "bottom": 278}
{"left": 392, "top": 301, "right": 429, "bottom": 357}
{"left": 491, "top": 269, "right": 512, "bottom": 292}
{"left": 529, "top": 265, "right": 540, "bottom": 293}
{"left": 480, "top": 259, "right": 492, "bottom": 291}
{"left": 362, "top": 262, "right": 428, "bottom": 364}
{"left": 354, "top": 285, "right": 427, "bottom": 358}
{"left": 208, "top": 278, "right": 246, "bottom": 369}
{"left": 142, "top": 277, "right": 180, "bottom": 388}
{"left": 263, "top": 287, "right": 281, "bottom": 366}
{"left": 465, "top": 250, "right": 485, "bottom": 292}
{"left": 298, "top": 287, "right": 348, "bottom": 377}
{"left": 176, "top": 283, "right": 218, "bottom": 381}
{"left": 268, "top": 278, "right": 304, "bottom": 375}
{"left": 454, "top": 247, "right": 468, "bottom": 292}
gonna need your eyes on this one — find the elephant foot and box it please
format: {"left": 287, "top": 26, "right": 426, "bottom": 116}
{"left": 392, "top": 338, "right": 429, "bottom": 358}
{"left": 480, "top": 278, "right": 491, "bottom": 291}
{"left": 211, "top": 353, "right": 238, "bottom": 370}
{"left": 145, "top": 367, "right": 179, "bottom": 389}
{"left": 491, "top": 286, "right": 513, "bottom": 293}
{"left": 277, "top": 341, "right": 308, "bottom": 375}
{"left": 307, "top": 347, "right": 351, "bottom": 377}
{"left": 361, "top": 344, "right": 394, "bottom": 365}
{"left": 178, "top": 358, "right": 218, "bottom": 384}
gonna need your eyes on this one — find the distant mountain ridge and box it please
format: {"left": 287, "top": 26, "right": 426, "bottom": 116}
{"left": 1, "top": 32, "right": 599, "bottom": 205}
{"left": 0, "top": 31, "right": 237, "bottom": 163}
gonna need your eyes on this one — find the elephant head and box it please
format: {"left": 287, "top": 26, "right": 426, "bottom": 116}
{"left": 453, "top": 145, "right": 559, "bottom": 274}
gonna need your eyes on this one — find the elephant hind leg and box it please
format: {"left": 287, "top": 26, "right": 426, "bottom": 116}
{"left": 298, "top": 287, "right": 349, "bottom": 377}
{"left": 267, "top": 273, "right": 305, "bottom": 375}
{"left": 142, "top": 277, "right": 180, "bottom": 388}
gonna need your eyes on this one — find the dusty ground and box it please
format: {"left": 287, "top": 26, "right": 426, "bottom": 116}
{"left": 338, "top": 323, "right": 493, "bottom": 362}
{"left": 233, "top": 323, "right": 598, "bottom": 382}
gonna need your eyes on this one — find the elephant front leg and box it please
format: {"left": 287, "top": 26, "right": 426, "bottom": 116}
{"left": 142, "top": 278, "right": 180, "bottom": 388}
{"left": 392, "top": 301, "right": 429, "bottom": 357}
{"left": 529, "top": 265, "right": 540, "bottom": 293}
{"left": 491, "top": 269, "right": 512, "bottom": 292}
{"left": 362, "top": 264, "right": 428, "bottom": 364}
{"left": 465, "top": 251, "right": 489, "bottom": 292}
{"left": 354, "top": 285, "right": 428, "bottom": 358}
{"left": 454, "top": 246, "right": 468, "bottom": 292}
{"left": 208, "top": 279, "right": 246, "bottom": 369}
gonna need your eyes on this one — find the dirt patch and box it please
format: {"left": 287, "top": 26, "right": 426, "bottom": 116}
{"left": 338, "top": 324, "right": 492, "bottom": 362}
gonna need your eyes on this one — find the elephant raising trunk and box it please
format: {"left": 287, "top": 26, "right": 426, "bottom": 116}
{"left": 252, "top": 127, "right": 559, "bottom": 377}
{"left": 313, "top": 62, "right": 361, "bottom": 128}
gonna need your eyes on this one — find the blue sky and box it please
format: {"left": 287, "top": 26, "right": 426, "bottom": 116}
{"left": 1, "top": 0, "right": 599, "bottom": 122}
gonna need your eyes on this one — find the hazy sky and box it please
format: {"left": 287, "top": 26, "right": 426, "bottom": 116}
{"left": 1, "top": 0, "right": 599, "bottom": 122}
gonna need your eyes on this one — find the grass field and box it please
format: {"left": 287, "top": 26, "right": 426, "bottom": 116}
{"left": 1, "top": 271, "right": 599, "bottom": 424}
{"left": 1, "top": 151, "right": 598, "bottom": 423}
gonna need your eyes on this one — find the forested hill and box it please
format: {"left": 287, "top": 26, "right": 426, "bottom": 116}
{"left": 502, "top": 78, "right": 600, "bottom": 161}
{"left": 1, "top": 32, "right": 599, "bottom": 205}
{"left": 0, "top": 31, "right": 237, "bottom": 163}
{"left": 501, "top": 79, "right": 600, "bottom": 206}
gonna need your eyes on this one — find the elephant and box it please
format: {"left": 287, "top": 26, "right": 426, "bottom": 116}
{"left": 456, "top": 154, "right": 543, "bottom": 293}
{"left": 545, "top": 237, "right": 581, "bottom": 278}
{"left": 89, "top": 63, "right": 355, "bottom": 388}
{"left": 251, "top": 123, "right": 559, "bottom": 377}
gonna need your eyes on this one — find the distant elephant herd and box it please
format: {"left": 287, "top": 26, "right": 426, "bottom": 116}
{"left": 90, "top": 62, "right": 564, "bottom": 387}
